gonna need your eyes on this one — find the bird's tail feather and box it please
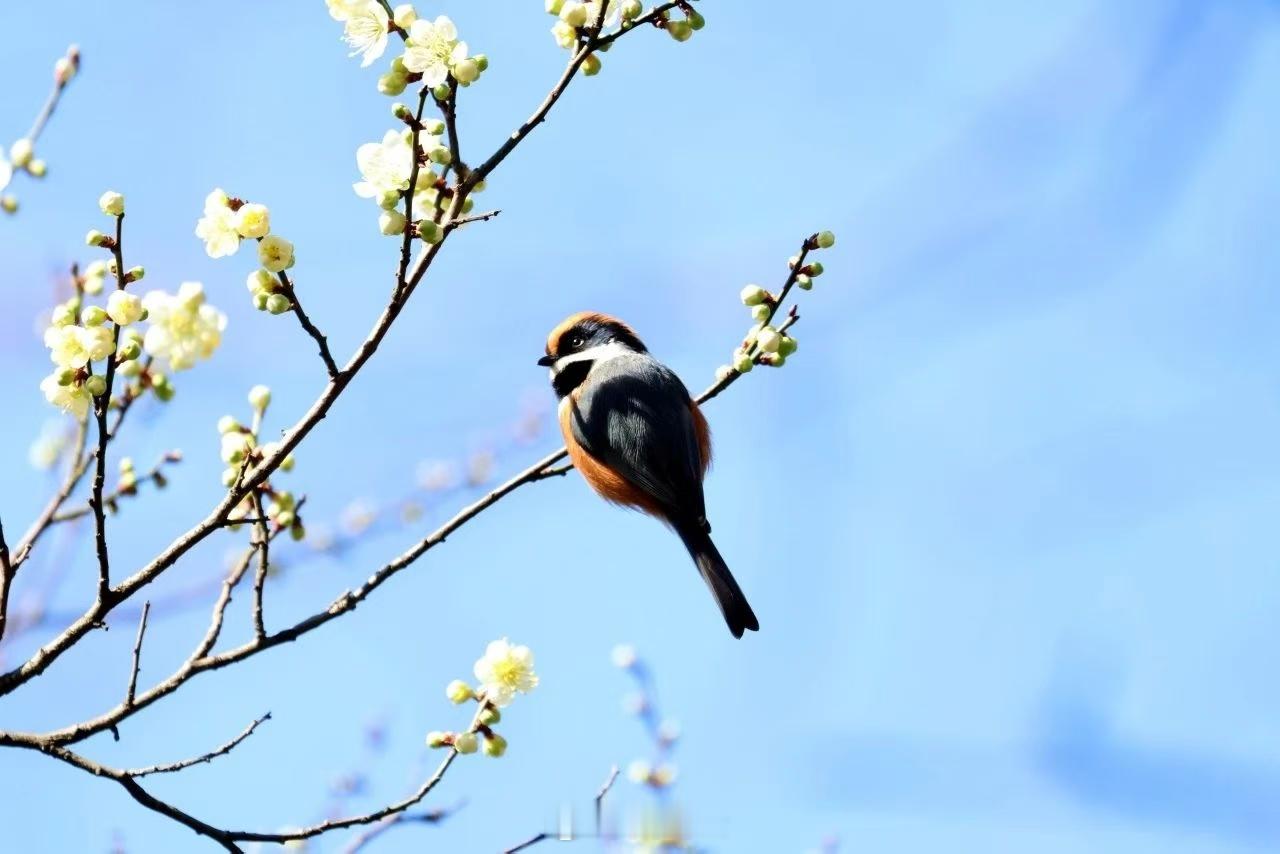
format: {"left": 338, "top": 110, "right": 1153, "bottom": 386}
{"left": 676, "top": 522, "right": 759, "bottom": 638}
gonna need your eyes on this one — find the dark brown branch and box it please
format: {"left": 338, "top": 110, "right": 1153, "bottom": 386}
{"left": 275, "top": 270, "right": 339, "bottom": 378}
{"left": 249, "top": 493, "right": 269, "bottom": 640}
{"left": 123, "top": 601, "right": 150, "bottom": 707}
{"left": 127, "top": 713, "right": 271, "bottom": 778}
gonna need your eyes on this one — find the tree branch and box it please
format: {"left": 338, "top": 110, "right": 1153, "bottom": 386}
{"left": 127, "top": 713, "right": 271, "bottom": 778}
{"left": 123, "top": 601, "right": 150, "bottom": 707}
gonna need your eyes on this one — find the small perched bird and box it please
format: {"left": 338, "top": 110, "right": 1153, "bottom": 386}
{"left": 539, "top": 312, "right": 759, "bottom": 638}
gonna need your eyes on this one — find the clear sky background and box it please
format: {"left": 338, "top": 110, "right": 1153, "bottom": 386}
{"left": 2, "top": 1, "right": 1279, "bottom": 852}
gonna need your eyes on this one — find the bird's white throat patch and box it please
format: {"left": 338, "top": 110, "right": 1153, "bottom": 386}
{"left": 549, "top": 341, "right": 632, "bottom": 380}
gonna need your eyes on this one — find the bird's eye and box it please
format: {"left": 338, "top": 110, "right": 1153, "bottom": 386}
{"left": 569, "top": 335, "right": 584, "bottom": 349}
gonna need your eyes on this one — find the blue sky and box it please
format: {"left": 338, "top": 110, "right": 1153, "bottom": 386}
{"left": 2, "top": 1, "right": 1279, "bottom": 852}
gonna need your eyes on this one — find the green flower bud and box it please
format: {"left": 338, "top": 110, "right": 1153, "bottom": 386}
{"left": 621, "top": 0, "right": 642, "bottom": 20}
{"left": 806, "top": 261, "right": 824, "bottom": 277}
{"left": 378, "top": 189, "right": 402, "bottom": 211}
{"left": 378, "top": 72, "right": 408, "bottom": 97}
{"left": 732, "top": 350, "right": 754, "bottom": 373}
{"left": 561, "top": 2, "right": 587, "bottom": 27}
{"left": 280, "top": 454, "right": 296, "bottom": 473}
{"left": 757, "top": 326, "right": 782, "bottom": 353}
{"left": 796, "top": 274, "right": 813, "bottom": 290}
{"left": 247, "top": 269, "right": 276, "bottom": 294}
{"left": 85, "top": 229, "right": 107, "bottom": 247}
{"left": 417, "top": 220, "right": 443, "bottom": 244}
{"left": 453, "top": 732, "right": 478, "bottom": 754}
{"left": 81, "top": 305, "right": 108, "bottom": 327}
{"left": 392, "top": 102, "right": 413, "bottom": 122}
{"left": 116, "top": 339, "right": 142, "bottom": 362}
{"left": 478, "top": 705, "right": 501, "bottom": 726}
{"left": 425, "top": 730, "right": 449, "bottom": 749}
{"left": 290, "top": 521, "right": 306, "bottom": 542}
{"left": 217, "top": 415, "right": 240, "bottom": 434}
{"left": 265, "top": 293, "right": 292, "bottom": 315}
{"left": 253, "top": 290, "right": 270, "bottom": 311}
{"left": 446, "top": 680, "right": 474, "bottom": 704}
{"left": 275, "top": 510, "right": 295, "bottom": 528}
{"left": 379, "top": 209, "right": 407, "bottom": 236}
{"left": 460, "top": 196, "right": 474, "bottom": 214}
{"left": 779, "top": 335, "right": 798, "bottom": 356}
{"left": 474, "top": 54, "right": 489, "bottom": 72}
{"left": 152, "top": 374, "right": 175, "bottom": 402}
{"left": 763, "top": 352, "right": 786, "bottom": 368}
{"left": 816, "top": 230, "right": 836, "bottom": 249}
{"left": 688, "top": 9, "right": 706, "bottom": 30}
{"left": 545, "top": 0, "right": 564, "bottom": 14}
{"left": 28, "top": 160, "right": 47, "bottom": 179}
{"left": 118, "top": 358, "right": 143, "bottom": 377}
{"left": 423, "top": 119, "right": 446, "bottom": 136}
{"left": 428, "top": 145, "right": 452, "bottom": 166}
{"left": 751, "top": 304, "right": 771, "bottom": 323}
{"left": 57, "top": 368, "right": 76, "bottom": 386}
{"left": 84, "top": 374, "right": 107, "bottom": 397}
{"left": 482, "top": 733, "right": 507, "bottom": 757}
{"left": 667, "top": 20, "right": 693, "bottom": 41}
{"left": 453, "top": 58, "right": 480, "bottom": 85}
{"left": 472, "top": 179, "right": 487, "bottom": 193}
{"left": 740, "top": 285, "right": 767, "bottom": 306}
{"left": 583, "top": 53, "right": 602, "bottom": 76}
{"left": 1, "top": 195, "right": 17, "bottom": 214}
{"left": 432, "top": 83, "right": 451, "bottom": 101}
{"left": 126, "top": 265, "right": 145, "bottom": 283}
{"left": 119, "top": 456, "right": 135, "bottom": 473}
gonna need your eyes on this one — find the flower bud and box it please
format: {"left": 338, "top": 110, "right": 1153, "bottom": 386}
{"left": 432, "top": 83, "right": 451, "bottom": 101}
{"left": 99, "top": 191, "right": 125, "bottom": 217}
{"left": 1, "top": 196, "right": 16, "bottom": 215}
{"left": 280, "top": 454, "right": 296, "bottom": 473}
{"left": 118, "top": 358, "right": 143, "bottom": 377}
{"left": 81, "top": 305, "right": 108, "bottom": 327}
{"left": 688, "top": 9, "right": 706, "bottom": 30}
{"left": 446, "top": 680, "right": 474, "bottom": 704}
{"left": 379, "top": 209, "right": 407, "bottom": 236}
{"left": 762, "top": 352, "right": 786, "bottom": 367}
{"left": 290, "top": 521, "right": 306, "bottom": 541}
{"left": 378, "top": 189, "right": 402, "bottom": 211}
{"left": 126, "top": 265, "right": 145, "bottom": 284}
{"left": 740, "top": 285, "right": 767, "bottom": 306}
{"left": 417, "top": 220, "right": 443, "bottom": 244}
{"left": 621, "top": 0, "right": 642, "bottom": 19}
{"left": 116, "top": 340, "right": 142, "bottom": 362}
{"left": 248, "top": 384, "right": 271, "bottom": 411}
{"left": 779, "top": 335, "right": 798, "bottom": 356}
{"left": 806, "top": 261, "right": 825, "bottom": 277}
{"left": 265, "top": 293, "right": 292, "bottom": 315}
{"left": 757, "top": 326, "right": 782, "bottom": 353}
{"left": 453, "top": 732, "right": 478, "bottom": 754}
{"left": 247, "top": 269, "right": 276, "bottom": 294}
{"left": 84, "top": 374, "right": 107, "bottom": 397}
{"left": 816, "top": 230, "right": 836, "bottom": 249}
{"left": 732, "top": 350, "right": 754, "bottom": 373}
{"left": 667, "top": 20, "right": 693, "bottom": 41}
{"left": 378, "top": 71, "right": 408, "bottom": 96}
{"left": 423, "top": 119, "right": 446, "bottom": 136}
{"left": 56, "top": 368, "right": 76, "bottom": 386}
{"left": 453, "top": 58, "right": 480, "bottom": 84}
{"left": 427, "top": 145, "right": 452, "bottom": 166}
{"left": 28, "top": 160, "right": 47, "bottom": 178}
{"left": 9, "top": 138, "right": 33, "bottom": 169}
{"left": 751, "top": 304, "right": 771, "bottom": 323}
{"left": 253, "top": 291, "right": 270, "bottom": 311}
{"left": 478, "top": 705, "right": 501, "bottom": 726}
{"left": 85, "top": 229, "right": 108, "bottom": 247}
{"left": 796, "top": 273, "right": 813, "bottom": 290}
{"left": 582, "top": 53, "right": 602, "bottom": 76}
{"left": 482, "top": 733, "right": 507, "bottom": 757}
{"left": 392, "top": 102, "right": 413, "bottom": 122}
{"left": 545, "top": 0, "right": 564, "bottom": 13}
{"left": 217, "top": 415, "right": 240, "bottom": 434}
{"left": 392, "top": 3, "right": 416, "bottom": 28}
{"left": 425, "top": 730, "right": 449, "bottom": 749}
{"left": 474, "top": 54, "right": 489, "bottom": 72}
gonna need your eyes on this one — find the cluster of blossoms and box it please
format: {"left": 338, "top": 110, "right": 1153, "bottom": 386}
{"left": 612, "top": 644, "right": 680, "bottom": 791}
{"left": 327, "top": 2, "right": 487, "bottom": 94}
{"left": 353, "top": 117, "right": 483, "bottom": 236}
{"left": 1, "top": 45, "right": 79, "bottom": 215}
{"left": 545, "top": 1, "right": 704, "bottom": 74}
{"left": 195, "top": 190, "right": 298, "bottom": 314}
{"left": 717, "top": 230, "right": 835, "bottom": 379}
{"left": 41, "top": 192, "right": 225, "bottom": 416}
{"left": 218, "top": 385, "right": 304, "bottom": 540}
{"left": 425, "top": 639, "right": 539, "bottom": 758}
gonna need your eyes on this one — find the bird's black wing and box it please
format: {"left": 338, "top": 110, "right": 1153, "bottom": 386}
{"left": 569, "top": 353, "right": 706, "bottom": 523}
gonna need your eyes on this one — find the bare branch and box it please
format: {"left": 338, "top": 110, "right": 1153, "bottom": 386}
{"left": 123, "top": 601, "right": 150, "bottom": 707}
{"left": 127, "top": 713, "right": 271, "bottom": 778}
{"left": 596, "top": 764, "right": 619, "bottom": 835}
{"left": 250, "top": 493, "right": 269, "bottom": 640}
{"left": 275, "top": 270, "right": 339, "bottom": 378}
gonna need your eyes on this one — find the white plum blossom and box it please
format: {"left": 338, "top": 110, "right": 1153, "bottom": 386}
{"left": 195, "top": 189, "right": 241, "bottom": 258}
{"left": 326, "top": 0, "right": 369, "bottom": 20}
{"left": 402, "top": 16, "right": 467, "bottom": 87}
{"left": 473, "top": 638, "right": 539, "bottom": 707}
{"left": 142, "top": 282, "right": 227, "bottom": 371}
{"left": 106, "top": 291, "right": 144, "bottom": 326}
{"left": 40, "top": 374, "right": 91, "bottom": 418}
{"left": 44, "top": 325, "right": 113, "bottom": 369}
{"left": 233, "top": 203, "right": 271, "bottom": 239}
{"left": 258, "top": 234, "right": 295, "bottom": 273}
{"left": 340, "top": 0, "right": 390, "bottom": 67}
{"left": 353, "top": 130, "right": 414, "bottom": 199}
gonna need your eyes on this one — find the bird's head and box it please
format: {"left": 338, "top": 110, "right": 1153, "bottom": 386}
{"left": 540, "top": 312, "right": 647, "bottom": 396}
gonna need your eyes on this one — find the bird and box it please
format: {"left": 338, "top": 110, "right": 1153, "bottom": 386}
{"left": 539, "top": 311, "right": 759, "bottom": 638}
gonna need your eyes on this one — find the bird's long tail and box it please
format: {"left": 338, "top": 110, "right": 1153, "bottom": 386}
{"left": 675, "top": 521, "right": 760, "bottom": 638}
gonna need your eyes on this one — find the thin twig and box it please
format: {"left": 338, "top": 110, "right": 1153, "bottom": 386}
{"left": 595, "top": 764, "right": 619, "bottom": 835}
{"left": 276, "top": 270, "right": 339, "bottom": 378}
{"left": 123, "top": 601, "right": 150, "bottom": 707}
{"left": 249, "top": 493, "right": 269, "bottom": 640}
{"left": 127, "top": 713, "right": 271, "bottom": 777}
{"left": 51, "top": 452, "right": 179, "bottom": 524}
{"left": 341, "top": 802, "right": 463, "bottom": 854}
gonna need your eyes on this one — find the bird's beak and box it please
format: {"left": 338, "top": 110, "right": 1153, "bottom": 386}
{"left": 537, "top": 354, "right": 555, "bottom": 368}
